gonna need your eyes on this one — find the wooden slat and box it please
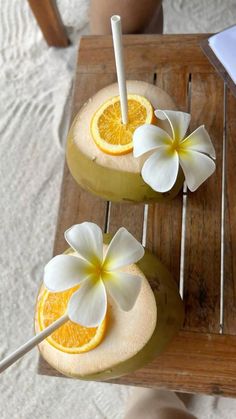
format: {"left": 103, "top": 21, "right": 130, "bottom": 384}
{"left": 77, "top": 35, "right": 214, "bottom": 74}
{"left": 111, "top": 331, "right": 236, "bottom": 396}
{"left": 224, "top": 90, "right": 236, "bottom": 334}
{"left": 109, "top": 72, "right": 155, "bottom": 241}
{"left": 146, "top": 68, "right": 189, "bottom": 284}
{"left": 53, "top": 71, "right": 116, "bottom": 254}
{"left": 183, "top": 73, "right": 224, "bottom": 332}
{"left": 71, "top": 72, "right": 116, "bottom": 121}
{"left": 38, "top": 331, "right": 236, "bottom": 398}
{"left": 109, "top": 203, "right": 145, "bottom": 242}
{"left": 53, "top": 166, "right": 107, "bottom": 255}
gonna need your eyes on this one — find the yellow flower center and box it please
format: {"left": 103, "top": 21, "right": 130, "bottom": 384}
{"left": 91, "top": 262, "right": 108, "bottom": 281}
{"left": 170, "top": 138, "right": 181, "bottom": 153}
{"left": 168, "top": 137, "right": 188, "bottom": 156}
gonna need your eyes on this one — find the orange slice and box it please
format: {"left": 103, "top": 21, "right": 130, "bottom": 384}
{"left": 91, "top": 94, "right": 154, "bottom": 155}
{"left": 38, "top": 286, "right": 106, "bottom": 354}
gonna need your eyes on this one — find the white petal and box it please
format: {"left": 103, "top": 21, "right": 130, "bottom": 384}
{"left": 180, "top": 125, "right": 216, "bottom": 159}
{"left": 104, "top": 272, "right": 142, "bottom": 311}
{"left": 155, "top": 110, "right": 191, "bottom": 141}
{"left": 65, "top": 222, "right": 103, "bottom": 265}
{"left": 133, "top": 124, "right": 172, "bottom": 157}
{"left": 44, "top": 255, "right": 92, "bottom": 291}
{"left": 142, "top": 147, "right": 179, "bottom": 193}
{"left": 68, "top": 276, "right": 107, "bottom": 327}
{"left": 179, "top": 149, "right": 216, "bottom": 192}
{"left": 103, "top": 227, "right": 144, "bottom": 271}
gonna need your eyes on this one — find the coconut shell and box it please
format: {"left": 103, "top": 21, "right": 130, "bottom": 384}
{"left": 35, "top": 242, "right": 184, "bottom": 379}
{"left": 66, "top": 80, "right": 184, "bottom": 203}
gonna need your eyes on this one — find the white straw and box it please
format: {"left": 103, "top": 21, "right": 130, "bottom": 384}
{"left": 0, "top": 313, "right": 69, "bottom": 373}
{"left": 111, "top": 15, "right": 128, "bottom": 125}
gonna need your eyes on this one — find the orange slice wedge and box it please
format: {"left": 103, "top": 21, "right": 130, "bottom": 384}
{"left": 91, "top": 94, "right": 154, "bottom": 155}
{"left": 38, "top": 286, "right": 106, "bottom": 354}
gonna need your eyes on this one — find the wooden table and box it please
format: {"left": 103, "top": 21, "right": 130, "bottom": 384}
{"left": 38, "top": 34, "right": 236, "bottom": 398}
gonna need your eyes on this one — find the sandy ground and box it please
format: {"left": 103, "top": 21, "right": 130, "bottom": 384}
{"left": 0, "top": 0, "right": 236, "bottom": 418}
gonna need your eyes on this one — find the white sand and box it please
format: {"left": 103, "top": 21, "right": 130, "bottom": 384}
{"left": 0, "top": 0, "right": 236, "bottom": 418}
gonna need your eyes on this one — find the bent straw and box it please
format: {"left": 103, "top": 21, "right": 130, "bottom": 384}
{"left": 0, "top": 313, "right": 69, "bottom": 373}
{"left": 111, "top": 15, "right": 128, "bottom": 124}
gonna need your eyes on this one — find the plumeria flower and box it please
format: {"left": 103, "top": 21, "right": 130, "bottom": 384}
{"left": 44, "top": 222, "right": 144, "bottom": 327}
{"left": 133, "top": 110, "right": 216, "bottom": 192}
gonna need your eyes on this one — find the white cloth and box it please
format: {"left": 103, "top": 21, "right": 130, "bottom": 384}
{"left": 209, "top": 25, "right": 236, "bottom": 84}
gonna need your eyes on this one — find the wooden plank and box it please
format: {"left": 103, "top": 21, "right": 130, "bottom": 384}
{"left": 28, "top": 0, "right": 69, "bottom": 47}
{"left": 71, "top": 71, "right": 116, "bottom": 121}
{"left": 38, "top": 331, "right": 236, "bottom": 398}
{"left": 146, "top": 68, "right": 189, "bottom": 284}
{"left": 111, "top": 331, "right": 236, "bottom": 397}
{"left": 53, "top": 72, "right": 116, "bottom": 255}
{"left": 109, "top": 203, "right": 144, "bottom": 242}
{"left": 109, "top": 72, "right": 155, "bottom": 241}
{"left": 53, "top": 165, "right": 107, "bottom": 255}
{"left": 78, "top": 34, "right": 214, "bottom": 74}
{"left": 183, "top": 73, "right": 224, "bottom": 333}
{"left": 224, "top": 90, "right": 236, "bottom": 334}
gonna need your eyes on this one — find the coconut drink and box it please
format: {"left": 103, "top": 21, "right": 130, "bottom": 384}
{"left": 35, "top": 222, "right": 184, "bottom": 380}
{"left": 66, "top": 14, "right": 179, "bottom": 204}
{"left": 66, "top": 80, "right": 185, "bottom": 203}
{"left": 66, "top": 16, "right": 216, "bottom": 203}
{"left": 0, "top": 222, "right": 184, "bottom": 376}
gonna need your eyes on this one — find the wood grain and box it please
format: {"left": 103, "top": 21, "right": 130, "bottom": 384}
{"left": 224, "top": 90, "right": 236, "bottom": 334}
{"left": 183, "top": 73, "right": 224, "bottom": 333}
{"left": 110, "top": 331, "right": 236, "bottom": 396}
{"left": 71, "top": 72, "right": 117, "bottom": 121}
{"left": 146, "top": 68, "right": 189, "bottom": 284}
{"left": 38, "top": 331, "right": 236, "bottom": 398}
{"left": 53, "top": 165, "right": 107, "bottom": 255}
{"left": 28, "top": 0, "right": 69, "bottom": 47}
{"left": 109, "top": 203, "right": 145, "bottom": 242}
{"left": 54, "top": 72, "right": 117, "bottom": 255}
{"left": 77, "top": 35, "right": 214, "bottom": 74}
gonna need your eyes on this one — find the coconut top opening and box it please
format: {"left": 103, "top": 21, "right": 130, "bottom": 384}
{"left": 36, "top": 248, "right": 157, "bottom": 377}
{"left": 72, "top": 81, "right": 176, "bottom": 174}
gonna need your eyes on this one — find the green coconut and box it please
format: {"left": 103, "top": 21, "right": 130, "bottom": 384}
{"left": 35, "top": 238, "right": 184, "bottom": 380}
{"left": 81, "top": 252, "right": 184, "bottom": 381}
{"left": 66, "top": 80, "right": 184, "bottom": 203}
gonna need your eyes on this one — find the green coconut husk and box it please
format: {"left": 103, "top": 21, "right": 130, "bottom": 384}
{"left": 36, "top": 235, "right": 184, "bottom": 380}
{"left": 66, "top": 81, "right": 184, "bottom": 203}
{"left": 73, "top": 251, "right": 184, "bottom": 381}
